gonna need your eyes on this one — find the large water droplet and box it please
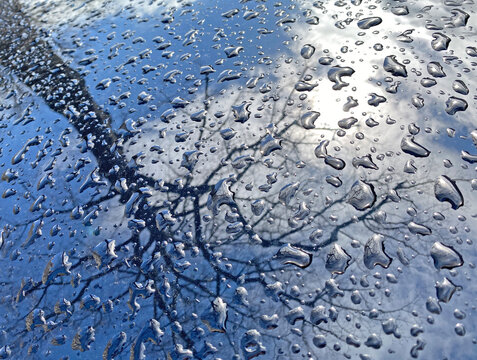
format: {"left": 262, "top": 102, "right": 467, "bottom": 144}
{"left": 275, "top": 244, "right": 312, "bottom": 268}
{"left": 445, "top": 97, "right": 468, "bottom": 115}
{"left": 434, "top": 175, "right": 463, "bottom": 209}
{"left": 363, "top": 234, "right": 392, "bottom": 269}
{"left": 328, "top": 66, "right": 355, "bottom": 90}
{"left": 401, "top": 136, "right": 430, "bottom": 157}
{"left": 357, "top": 17, "right": 382, "bottom": 29}
{"left": 383, "top": 55, "right": 407, "bottom": 77}
{"left": 431, "top": 33, "right": 451, "bottom": 51}
{"left": 300, "top": 44, "right": 315, "bottom": 59}
{"left": 300, "top": 111, "right": 320, "bottom": 129}
{"left": 347, "top": 180, "right": 376, "bottom": 211}
{"left": 201, "top": 297, "right": 228, "bottom": 333}
{"left": 279, "top": 182, "right": 300, "bottom": 206}
{"left": 207, "top": 178, "right": 236, "bottom": 215}
{"left": 430, "top": 242, "right": 463, "bottom": 270}
{"left": 435, "top": 277, "right": 458, "bottom": 303}
{"left": 326, "top": 244, "right": 351, "bottom": 274}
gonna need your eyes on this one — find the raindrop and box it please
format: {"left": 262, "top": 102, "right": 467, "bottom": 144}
{"left": 300, "top": 111, "right": 320, "bottom": 129}
{"left": 445, "top": 97, "right": 468, "bottom": 115}
{"left": 231, "top": 103, "right": 251, "bottom": 124}
{"left": 431, "top": 33, "right": 451, "bottom": 51}
{"left": 401, "top": 136, "right": 430, "bottom": 157}
{"left": 201, "top": 297, "right": 228, "bottom": 333}
{"left": 452, "top": 80, "right": 469, "bottom": 95}
{"left": 327, "top": 66, "right": 355, "bottom": 90}
{"left": 300, "top": 44, "right": 315, "bottom": 59}
{"left": 383, "top": 55, "right": 407, "bottom": 77}
{"left": 455, "top": 323, "right": 466, "bottom": 336}
{"left": 363, "top": 234, "right": 392, "bottom": 269}
{"left": 275, "top": 244, "right": 312, "bottom": 268}
{"left": 325, "top": 244, "right": 351, "bottom": 274}
{"left": 434, "top": 175, "right": 463, "bottom": 209}
{"left": 357, "top": 17, "right": 382, "bottom": 29}
{"left": 338, "top": 117, "right": 358, "bottom": 129}
{"left": 435, "top": 277, "right": 458, "bottom": 303}
{"left": 279, "top": 182, "right": 300, "bottom": 206}
{"left": 347, "top": 180, "right": 376, "bottom": 211}
{"left": 427, "top": 62, "right": 446, "bottom": 77}
{"left": 241, "top": 330, "right": 266, "bottom": 359}
{"left": 430, "top": 242, "right": 463, "bottom": 270}
{"left": 408, "top": 222, "right": 432, "bottom": 236}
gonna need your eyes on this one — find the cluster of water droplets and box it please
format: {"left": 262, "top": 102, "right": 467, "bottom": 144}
{"left": 0, "top": 0, "right": 475, "bottom": 359}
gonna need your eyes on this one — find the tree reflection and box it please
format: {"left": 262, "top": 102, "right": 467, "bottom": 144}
{"left": 0, "top": 0, "right": 475, "bottom": 359}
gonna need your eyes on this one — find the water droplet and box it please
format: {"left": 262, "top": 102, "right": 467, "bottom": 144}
{"left": 357, "top": 17, "right": 382, "bottom": 29}
{"left": 72, "top": 326, "right": 96, "bottom": 352}
{"left": 431, "top": 33, "right": 451, "bottom": 51}
{"left": 311, "top": 305, "right": 328, "bottom": 325}
{"left": 103, "top": 332, "right": 127, "bottom": 360}
{"left": 368, "top": 93, "right": 386, "bottom": 107}
{"left": 408, "top": 221, "right": 432, "bottom": 236}
{"left": 455, "top": 323, "right": 466, "bottom": 336}
{"left": 300, "top": 111, "right": 320, "bottom": 129}
{"left": 275, "top": 244, "right": 312, "bottom": 268}
{"left": 285, "top": 306, "right": 305, "bottom": 325}
{"left": 260, "top": 134, "right": 282, "bottom": 156}
{"left": 430, "top": 242, "right": 463, "bottom": 270}
{"left": 241, "top": 330, "right": 266, "bottom": 359}
{"left": 383, "top": 55, "right": 407, "bottom": 77}
{"left": 347, "top": 180, "right": 376, "bottom": 211}
{"left": 319, "top": 56, "right": 334, "bottom": 65}
{"left": 435, "top": 277, "right": 458, "bottom": 303}
{"left": 445, "top": 97, "right": 468, "bottom": 115}
{"left": 391, "top": 5, "right": 409, "bottom": 15}
{"left": 427, "top": 61, "right": 446, "bottom": 77}
{"left": 364, "top": 334, "right": 382, "bottom": 349}
{"left": 295, "top": 80, "right": 318, "bottom": 92}
{"left": 364, "top": 234, "right": 392, "bottom": 269}
{"left": 201, "top": 297, "right": 228, "bottom": 333}
{"left": 313, "top": 335, "right": 327, "bottom": 348}
{"left": 324, "top": 156, "right": 346, "bottom": 170}
{"left": 300, "top": 44, "right": 315, "bottom": 59}
{"left": 420, "top": 77, "right": 437, "bottom": 87}
{"left": 328, "top": 66, "right": 355, "bottom": 90}
{"left": 434, "top": 175, "right": 463, "bottom": 209}
{"left": 279, "top": 182, "right": 300, "bottom": 206}
{"left": 452, "top": 80, "right": 469, "bottom": 95}
{"left": 207, "top": 179, "right": 236, "bottom": 215}
{"left": 326, "top": 244, "right": 351, "bottom": 274}
{"left": 466, "top": 46, "right": 477, "bottom": 57}
{"left": 401, "top": 136, "right": 430, "bottom": 157}
{"left": 426, "top": 296, "right": 442, "bottom": 314}
{"left": 338, "top": 117, "right": 358, "bottom": 129}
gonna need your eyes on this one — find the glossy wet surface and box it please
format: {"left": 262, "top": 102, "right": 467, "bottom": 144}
{"left": 0, "top": 0, "right": 476, "bottom": 359}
